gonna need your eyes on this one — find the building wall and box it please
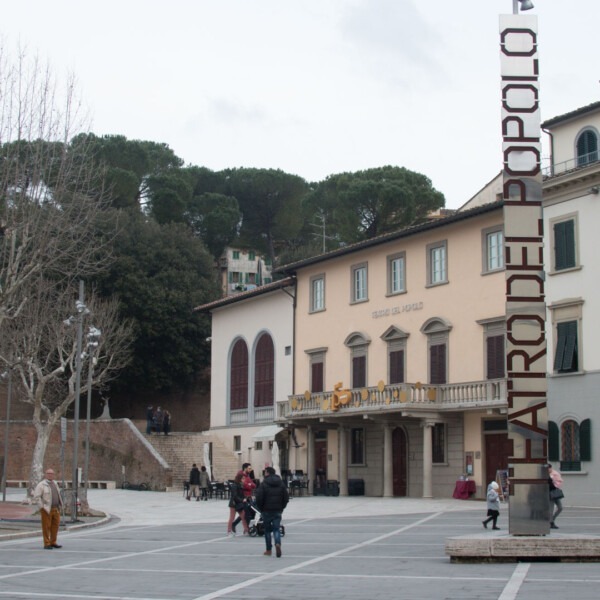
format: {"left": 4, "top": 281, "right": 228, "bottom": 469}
{"left": 208, "top": 286, "right": 294, "bottom": 468}
{"left": 543, "top": 106, "right": 600, "bottom": 508}
{"left": 294, "top": 210, "right": 505, "bottom": 394}
{"left": 0, "top": 419, "right": 171, "bottom": 491}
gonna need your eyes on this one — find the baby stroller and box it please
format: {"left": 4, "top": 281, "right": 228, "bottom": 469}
{"left": 246, "top": 498, "right": 285, "bottom": 538}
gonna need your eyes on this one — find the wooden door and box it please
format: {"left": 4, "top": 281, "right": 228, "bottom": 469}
{"left": 314, "top": 440, "right": 327, "bottom": 492}
{"left": 485, "top": 433, "right": 513, "bottom": 489}
{"left": 392, "top": 427, "right": 408, "bottom": 497}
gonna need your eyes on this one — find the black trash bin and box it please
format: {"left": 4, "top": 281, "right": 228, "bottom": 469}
{"left": 326, "top": 480, "right": 340, "bottom": 496}
{"left": 348, "top": 478, "right": 365, "bottom": 496}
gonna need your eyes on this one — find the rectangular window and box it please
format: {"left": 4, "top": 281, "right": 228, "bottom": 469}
{"left": 486, "top": 334, "right": 505, "bottom": 379}
{"left": 485, "top": 230, "right": 504, "bottom": 272}
{"left": 249, "top": 251, "right": 256, "bottom": 260}
{"left": 233, "top": 435, "right": 241, "bottom": 452}
{"left": 352, "top": 355, "right": 366, "bottom": 388}
{"left": 351, "top": 264, "right": 368, "bottom": 303}
{"left": 254, "top": 441, "right": 263, "bottom": 451}
{"left": 554, "top": 320, "right": 579, "bottom": 373}
{"left": 310, "top": 274, "right": 325, "bottom": 312}
{"left": 350, "top": 428, "right": 365, "bottom": 465}
{"left": 432, "top": 423, "right": 446, "bottom": 464}
{"left": 389, "top": 349, "right": 405, "bottom": 384}
{"left": 427, "top": 241, "right": 447, "bottom": 286}
{"left": 232, "top": 250, "right": 240, "bottom": 259}
{"left": 387, "top": 252, "right": 406, "bottom": 295}
{"left": 430, "top": 343, "right": 447, "bottom": 384}
{"left": 553, "top": 218, "right": 577, "bottom": 271}
{"left": 311, "top": 360, "right": 324, "bottom": 393}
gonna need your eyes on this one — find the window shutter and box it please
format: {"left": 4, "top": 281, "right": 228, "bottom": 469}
{"left": 352, "top": 355, "right": 366, "bottom": 388}
{"left": 554, "top": 220, "right": 575, "bottom": 270}
{"left": 548, "top": 420, "right": 559, "bottom": 461}
{"left": 311, "top": 361, "right": 324, "bottom": 393}
{"left": 430, "top": 344, "right": 446, "bottom": 384}
{"left": 487, "top": 335, "right": 505, "bottom": 379}
{"left": 389, "top": 350, "right": 404, "bottom": 384}
{"left": 580, "top": 418, "right": 591, "bottom": 461}
{"left": 555, "top": 321, "right": 578, "bottom": 372}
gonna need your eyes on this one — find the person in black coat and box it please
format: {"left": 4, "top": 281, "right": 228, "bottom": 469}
{"left": 188, "top": 464, "right": 200, "bottom": 500}
{"left": 255, "top": 466, "right": 289, "bottom": 557}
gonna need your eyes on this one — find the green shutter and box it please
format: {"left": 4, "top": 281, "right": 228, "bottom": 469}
{"left": 580, "top": 419, "right": 591, "bottom": 461}
{"left": 548, "top": 421, "right": 559, "bottom": 461}
{"left": 554, "top": 220, "right": 575, "bottom": 270}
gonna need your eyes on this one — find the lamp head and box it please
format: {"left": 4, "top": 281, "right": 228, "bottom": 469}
{"left": 519, "top": 0, "right": 534, "bottom": 10}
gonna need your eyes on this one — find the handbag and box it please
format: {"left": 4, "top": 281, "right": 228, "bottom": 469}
{"left": 550, "top": 488, "right": 564, "bottom": 500}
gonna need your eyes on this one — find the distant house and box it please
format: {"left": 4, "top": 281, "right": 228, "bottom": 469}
{"left": 217, "top": 247, "right": 272, "bottom": 297}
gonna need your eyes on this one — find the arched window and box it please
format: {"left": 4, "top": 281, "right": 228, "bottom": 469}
{"left": 551, "top": 418, "right": 592, "bottom": 472}
{"left": 576, "top": 129, "right": 598, "bottom": 166}
{"left": 254, "top": 333, "right": 274, "bottom": 407}
{"left": 230, "top": 339, "right": 248, "bottom": 410}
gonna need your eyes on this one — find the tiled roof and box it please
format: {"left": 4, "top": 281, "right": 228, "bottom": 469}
{"left": 274, "top": 200, "right": 503, "bottom": 275}
{"left": 193, "top": 276, "right": 295, "bottom": 313}
{"left": 541, "top": 101, "right": 600, "bottom": 129}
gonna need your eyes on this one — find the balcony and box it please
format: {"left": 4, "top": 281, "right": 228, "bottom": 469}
{"left": 542, "top": 151, "right": 600, "bottom": 180}
{"left": 277, "top": 379, "right": 507, "bottom": 421}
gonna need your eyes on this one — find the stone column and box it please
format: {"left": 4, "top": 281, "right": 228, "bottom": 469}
{"left": 306, "top": 426, "right": 315, "bottom": 496}
{"left": 383, "top": 423, "right": 393, "bottom": 498}
{"left": 422, "top": 420, "right": 434, "bottom": 499}
{"left": 338, "top": 425, "right": 348, "bottom": 496}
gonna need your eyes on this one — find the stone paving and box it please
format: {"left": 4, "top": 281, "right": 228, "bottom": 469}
{"left": 0, "top": 489, "right": 599, "bottom": 599}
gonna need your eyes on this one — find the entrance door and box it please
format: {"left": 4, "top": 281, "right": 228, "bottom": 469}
{"left": 485, "top": 433, "right": 513, "bottom": 489}
{"left": 392, "top": 427, "right": 408, "bottom": 496}
{"left": 314, "top": 440, "right": 327, "bottom": 493}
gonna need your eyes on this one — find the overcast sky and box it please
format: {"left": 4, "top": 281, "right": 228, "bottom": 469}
{"left": 2, "top": 0, "right": 598, "bottom": 209}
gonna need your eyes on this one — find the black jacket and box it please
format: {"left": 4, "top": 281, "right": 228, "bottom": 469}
{"left": 189, "top": 467, "right": 200, "bottom": 485}
{"left": 255, "top": 474, "right": 289, "bottom": 513}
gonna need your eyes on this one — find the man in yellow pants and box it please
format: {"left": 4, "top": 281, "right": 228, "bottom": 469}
{"left": 33, "top": 468, "right": 63, "bottom": 549}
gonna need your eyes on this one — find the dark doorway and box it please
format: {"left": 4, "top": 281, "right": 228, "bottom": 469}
{"left": 314, "top": 439, "right": 327, "bottom": 494}
{"left": 485, "top": 432, "right": 513, "bottom": 489}
{"left": 392, "top": 427, "right": 408, "bottom": 496}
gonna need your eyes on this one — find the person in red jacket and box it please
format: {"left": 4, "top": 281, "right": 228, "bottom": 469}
{"left": 232, "top": 463, "right": 256, "bottom": 534}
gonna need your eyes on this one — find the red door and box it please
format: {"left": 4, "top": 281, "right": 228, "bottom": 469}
{"left": 392, "top": 428, "right": 408, "bottom": 496}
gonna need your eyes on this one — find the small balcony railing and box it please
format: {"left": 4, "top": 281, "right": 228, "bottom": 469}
{"left": 542, "top": 151, "right": 599, "bottom": 179}
{"left": 277, "top": 379, "right": 507, "bottom": 421}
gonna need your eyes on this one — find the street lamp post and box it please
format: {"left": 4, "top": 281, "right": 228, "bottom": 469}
{"left": 1, "top": 367, "right": 13, "bottom": 502}
{"left": 83, "top": 326, "right": 101, "bottom": 490}
{"left": 69, "top": 280, "right": 88, "bottom": 522}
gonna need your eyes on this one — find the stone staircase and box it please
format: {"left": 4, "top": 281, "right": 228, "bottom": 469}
{"left": 144, "top": 432, "right": 240, "bottom": 490}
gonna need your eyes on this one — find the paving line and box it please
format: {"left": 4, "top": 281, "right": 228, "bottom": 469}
{"left": 0, "top": 535, "right": 229, "bottom": 582}
{"left": 193, "top": 512, "right": 445, "bottom": 600}
{"left": 498, "top": 562, "right": 530, "bottom": 600}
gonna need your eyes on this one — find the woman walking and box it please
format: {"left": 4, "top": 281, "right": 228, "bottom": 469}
{"left": 548, "top": 464, "right": 564, "bottom": 529}
{"left": 227, "top": 472, "right": 249, "bottom": 536}
{"left": 482, "top": 481, "right": 501, "bottom": 530}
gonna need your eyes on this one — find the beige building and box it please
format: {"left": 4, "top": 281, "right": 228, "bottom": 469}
{"left": 276, "top": 202, "right": 509, "bottom": 498}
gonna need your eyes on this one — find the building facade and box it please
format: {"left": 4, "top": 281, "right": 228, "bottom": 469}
{"left": 542, "top": 101, "right": 600, "bottom": 507}
{"left": 195, "top": 278, "right": 295, "bottom": 476}
{"left": 276, "top": 203, "right": 509, "bottom": 498}
{"left": 217, "top": 247, "right": 273, "bottom": 297}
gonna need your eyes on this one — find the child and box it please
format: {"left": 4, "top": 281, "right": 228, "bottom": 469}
{"left": 482, "top": 481, "right": 501, "bottom": 530}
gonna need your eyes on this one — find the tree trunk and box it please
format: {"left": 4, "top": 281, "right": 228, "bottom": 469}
{"left": 28, "top": 419, "right": 54, "bottom": 497}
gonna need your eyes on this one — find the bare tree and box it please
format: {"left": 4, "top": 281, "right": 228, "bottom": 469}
{"left": 0, "top": 45, "right": 112, "bottom": 330}
{"left": 0, "top": 278, "right": 134, "bottom": 493}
